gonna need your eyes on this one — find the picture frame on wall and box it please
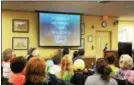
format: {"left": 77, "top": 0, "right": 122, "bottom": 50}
{"left": 71, "top": 38, "right": 85, "bottom": 50}
{"left": 81, "top": 23, "right": 85, "bottom": 35}
{"left": 12, "top": 37, "right": 29, "bottom": 50}
{"left": 12, "top": 19, "right": 29, "bottom": 33}
{"left": 88, "top": 35, "right": 93, "bottom": 42}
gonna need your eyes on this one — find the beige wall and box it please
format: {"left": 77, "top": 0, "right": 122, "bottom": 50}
{"left": 2, "top": 10, "right": 118, "bottom": 58}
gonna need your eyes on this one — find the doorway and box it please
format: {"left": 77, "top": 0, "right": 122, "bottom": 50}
{"left": 95, "top": 31, "right": 112, "bottom": 59}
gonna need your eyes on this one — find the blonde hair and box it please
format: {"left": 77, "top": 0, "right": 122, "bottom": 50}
{"left": 119, "top": 54, "right": 133, "bottom": 69}
{"left": 25, "top": 57, "right": 46, "bottom": 83}
{"left": 60, "top": 55, "right": 73, "bottom": 79}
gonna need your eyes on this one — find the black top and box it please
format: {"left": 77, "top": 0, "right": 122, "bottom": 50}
{"left": 71, "top": 72, "right": 88, "bottom": 85}
{"left": 25, "top": 82, "right": 48, "bottom": 85}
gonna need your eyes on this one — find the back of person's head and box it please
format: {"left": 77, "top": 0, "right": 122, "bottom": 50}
{"left": 73, "top": 51, "right": 79, "bottom": 59}
{"left": 119, "top": 54, "right": 133, "bottom": 70}
{"left": 78, "top": 49, "right": 85, "bottom": 56}
{"left": 25, "top": 57, "right": 46, "bottom": 83}
{"left": 62, "top": 47, "right": 69, "bottom": 56}
{"left": 73, "top": 59, "right": 85, "bottom": 71}
{"left": 54, "top": 49, "right": 62, "bottom": 58}
{"left": 52, "top": 55, "right": 61, "bottom": 65}
{"left": 2, "top": 48, "right": 14, "bottom": 62}
{"left": 106, "top": 53, "right": 115, "bottom": 65}
{"left": 61, "top": 55, "right": 73, "bottom": 72}
{"left": 96, "top": 58, "right": 112, "bottom": 80}
{"left": 10, "top": 56, "right": 26, "bottom": 73}
{"left": 60, "top": 55, "right": 73, "bottom": 79}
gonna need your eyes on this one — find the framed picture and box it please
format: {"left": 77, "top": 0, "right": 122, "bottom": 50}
{"left": 12, "top": 37, "right": 29, "bottom": 50}
{"left": 12, "top": 19, "right": 29, "bottom": 33}
{"left": 81, "top": 23, "right": 85, "bottom": 35}
{"left": 71, "top": 38, "right": 85, "bottom": 50}
{"left": 88, "top": 35, "right": 93, "bottom": 42}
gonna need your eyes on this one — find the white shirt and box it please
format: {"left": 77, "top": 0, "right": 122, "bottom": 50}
{"left": 2, "top": 62, "right": 11, "bottom": 78}
{"left": 85, "top": 73, "right": 118, "bottom": 85}
{"left": 49, "top": 65, "right": 61, "bottom": 77}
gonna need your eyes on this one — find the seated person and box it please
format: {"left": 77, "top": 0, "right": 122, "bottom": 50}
{"left": 49, "top": 55, "right": 61, "bottom": 77}
{"left": 26, "top": 48, "right": 39, "bottom": 62}
{"left": 57, "top": 55, "right": 74, "bottom": 83}
{"left": 114, "top": 54, "right": 134, "bottom": 84}
{"left": 85, "top": 58, "right": 118, "bottom": 85}
{"left": 73, "top": 49, "right": 85, "bottom": 62}
{"left": 2, "top": 48, "right": 15, "bottom": 85}
{"left": 25, "top": 57, "right": 46, "bottom": 85}
{"left": 71, "top": 59, "right": 88, "bottom": 85}
{"left": 9, "top": 56, "right": 26, "bottom": 85}
{"left": 62, "top": 47, "right": 70, "bottom": 57}
{"left": 72, "top": 51, "right": 79, "bottom": 62}
{"left": 106, "top": 53, "right": 119, "bottom": 77}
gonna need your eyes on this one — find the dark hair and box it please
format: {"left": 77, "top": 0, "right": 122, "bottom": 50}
{"left": 52, "top": 56, "right": 61, "bottom": 65}
{"left": 96, "top": 58, "right": 112, "bottom": 80}
{"left": 62, "top": 47, "right": 69, "bottom": 56}
{"left": 10, "top": 56, "right": 26, "bottom": 73}
{"left": 106, "top": 54, "right": 115, "bottom": 64}
{"left": 2, "top": 48, "right": 13, "bottom": 62}
{"left": 73, "top": 51, "right": 79, "bottom": 59}
{"left": 78, "top": 49, "right": 85, "bottom": 56}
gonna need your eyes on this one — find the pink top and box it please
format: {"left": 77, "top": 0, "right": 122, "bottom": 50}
{"left": 9, "top": 72, "right": 25, "bottom": 85}
{"left": 115, "top": 69, "right": 134, "bottom": 84}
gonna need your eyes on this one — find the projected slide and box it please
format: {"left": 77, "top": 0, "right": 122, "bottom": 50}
{"left": 39, "top": 12, "right": 80, "bottom": 46}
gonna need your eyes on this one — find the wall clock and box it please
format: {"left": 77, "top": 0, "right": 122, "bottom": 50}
{"left": 101, "top": 21, "right": 107, "bottom": 28}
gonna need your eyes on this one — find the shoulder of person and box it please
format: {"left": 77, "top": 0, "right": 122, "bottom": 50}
{"left": 110, "top": 78, "right": 118, "bottom": 85}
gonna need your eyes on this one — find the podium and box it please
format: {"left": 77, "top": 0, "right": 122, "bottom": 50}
{"left": 83, "top": 57, "right": 96, "bottom": 69}
{"left": 104, "top": 50, "right": 119, "bottom": 67}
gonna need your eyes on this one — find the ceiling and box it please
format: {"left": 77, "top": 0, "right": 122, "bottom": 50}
{"left": 2, "top": 1, "right": 134, "bottom": 21}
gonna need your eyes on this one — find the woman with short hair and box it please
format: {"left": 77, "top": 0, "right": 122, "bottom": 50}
{"left": 114, "top": 54, "right": 134, "bottom": 84}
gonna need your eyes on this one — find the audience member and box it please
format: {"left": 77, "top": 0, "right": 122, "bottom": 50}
{"left": 62, "top": 47, "right": 70, "bottom": 57}
{"left": 78, "top": 49, "right": 85, "bottom": 57}
{"left": 58, "top": 55, "right": 74, "bottom": 82}
{"left": 72, "top": 51, "right": 79, "bottom": 62}
{"left": 2, "top": 48, "right": 15, "bottom": 85}
{"left": 73, "top": 49, "right": 85, "bottom": 62}
{"left": 26, "top": 48, "right": 39, "bottom": 62}
{"left": 9, "top": 56, "right": 26, "bottom": 85}
{"left": 71, "top": 59, "right": 87, "bottom": 85}
{"left": 46, "top": 60, "right": 54, "bottom": 74}
{"left": 114, "top": 54, "right": 134, "bottom": 84}
{"left": 106, "top": 53, "right": 119, "bottom": 77}
{"left": 54, "top": 49, "right": 62, "bottom": 58}
{"left": 49, "top": 54, "right": 61, "bottom": 76}
{"left": 85, "top": 58, "right": 118, "bottom": 85}
{"left": 25, "top": 57, "right": 46, "bottom": 85}
{"left": 26, "top": 48, "right": 33, "bottom": 58}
